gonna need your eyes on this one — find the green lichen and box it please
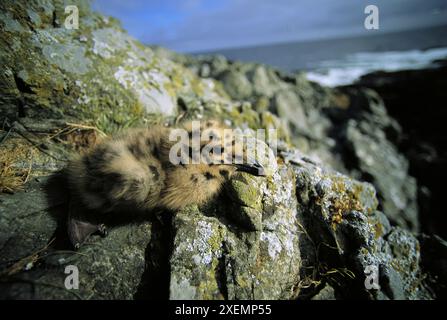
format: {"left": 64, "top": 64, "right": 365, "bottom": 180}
{"left": 229, "top": 176, "right": 263, "bottom": 210}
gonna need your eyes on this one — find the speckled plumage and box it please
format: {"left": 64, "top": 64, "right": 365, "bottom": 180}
{"left": 66, "top": 120, "right": 265, "bottom": 248}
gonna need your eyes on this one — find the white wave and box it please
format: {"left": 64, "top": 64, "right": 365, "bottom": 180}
{"left": 306, "top": 47, "right": 447, "bottom": 87}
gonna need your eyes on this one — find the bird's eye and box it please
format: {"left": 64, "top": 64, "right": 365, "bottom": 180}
{"left": 219, "top": 169, "right": 229, "bottom": 178}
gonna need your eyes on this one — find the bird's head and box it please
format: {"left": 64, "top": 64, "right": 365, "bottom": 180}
{"left": 175, "top": 119, "right": 272, "bottom": 178}
{"left": 160, "top": 119, "right": 276, "bottom": 211}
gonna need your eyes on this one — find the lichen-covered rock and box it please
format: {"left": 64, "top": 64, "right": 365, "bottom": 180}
{"left": 217, "top": 70, "right": 253, "bottom": 101}
{"left": 284, "top": 151, "right": 431, "bottom": 299}
{"left": 170, "top": 168, "right": 301, "bottom": 300}
{"left": 356, "top": 67, "right": 447, "bottom": 241}
{"left": 344, "top": 118, "right": 418, "bottom": 230}
{"left": 0, "top": 0, "right": 251, "bottom": 133}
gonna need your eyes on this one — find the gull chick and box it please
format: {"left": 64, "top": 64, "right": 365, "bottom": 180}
{"left": 66, "top": 120, "right": 266, "bottom": 248}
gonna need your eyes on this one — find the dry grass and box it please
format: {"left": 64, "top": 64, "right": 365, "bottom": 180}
{"left": 0, "top": 120, "right": 38, "bottom": 193}
{"left": 0, "top": 162, "right": 26, "bottom": 193}
{"left": 0, "top": 140, "right": 34, "bottom": 194}
{"left": 0, "top": 120, "right": 107, "bottom": 194}
{"left": 45, "top": 122, "right": 107, "bottom": 152}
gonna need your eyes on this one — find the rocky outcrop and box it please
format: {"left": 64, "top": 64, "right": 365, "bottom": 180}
{"left": 0, "top": 0, "right": 442, "bottom": 300}
{"left": 177, "top": 54, "right": 419, "bottom": 232}
{"left": 169, "top": 167, "right": 301, "bottom": 300}
{"left": 0, "top": 0, "right": 227, "bottom": 130}
{"left": 356, "top": 67, "right": 447, "bottom": 240}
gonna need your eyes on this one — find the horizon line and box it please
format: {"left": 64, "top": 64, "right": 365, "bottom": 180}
{"left": 146, "top": 23, "right": 447, "bottom": 55}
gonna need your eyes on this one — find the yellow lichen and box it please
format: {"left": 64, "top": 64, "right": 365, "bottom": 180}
{"left": 329, "top": 177, "right": 365, "bottom": 230}
{"left": 373, "top": 221, "right": 384, "bottom": 239}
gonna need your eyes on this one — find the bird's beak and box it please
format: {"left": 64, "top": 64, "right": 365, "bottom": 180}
{"left": 235, "top": 160, "right": 266, "bottom": 176}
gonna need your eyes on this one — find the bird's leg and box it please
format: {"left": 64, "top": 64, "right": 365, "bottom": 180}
{"left": 67, "top": 199, "right": 107, "bottom": 249}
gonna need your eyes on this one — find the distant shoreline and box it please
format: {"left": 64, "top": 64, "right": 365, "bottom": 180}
{"left": 187, "top": 24, "right": 447, "bottom": 74}
{"left": 192, "top": 24, "right": 447, "bottom": 58}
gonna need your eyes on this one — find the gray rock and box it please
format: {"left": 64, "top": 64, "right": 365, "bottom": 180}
{"left": 0, "top": 176, "right": 154, "bottom": 300}
{"left": 247, "top": 65, "right": 281, "bottom": 98}
{"left": 169, "top": 168, "right": 301, "bottom": 300}
{"left": 217, "top": 70, "right": 253, "bottom": 101}
{"left": 0, "top": 177, "right": 58, "bottom": 266}
{"left": 286, "top": 152, "right": 430, "bottom": 299}
{"left": 271, "top": 89, "right": 309, "bottom": 135}
{"left": 344, "top": 118, "right": 418, "bottom": 231}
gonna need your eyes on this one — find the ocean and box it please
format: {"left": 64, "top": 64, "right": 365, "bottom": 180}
{"left": 196, "top": 25, "right": 447, "bottom": 87}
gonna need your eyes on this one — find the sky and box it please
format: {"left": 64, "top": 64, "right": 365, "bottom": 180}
{"left": 92, "top": 0, "right": 447, "bottom": 53}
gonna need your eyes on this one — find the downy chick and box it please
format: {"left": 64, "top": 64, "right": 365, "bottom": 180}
{"left": 66, "top": 120, "right": 266, "bottom": 248}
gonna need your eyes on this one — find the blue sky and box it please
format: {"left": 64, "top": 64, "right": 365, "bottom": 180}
{"left": 92, "top": 0, "right": 447, "bottom": 52}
